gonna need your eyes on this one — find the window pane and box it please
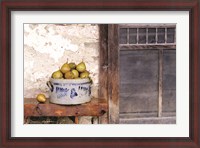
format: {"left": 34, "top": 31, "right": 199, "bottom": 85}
{"left": 129, "top": 28, "right": 137, "bottom": 44}
{"left": 148, "top": 28, "right": 156, "bottom": 44}
{"left": 167, "top": 28, "right": 175, "bottom": 43}
{"left": 157, "top": 28, "right": 165, "bottom": 43}
{"left": 119, "top": 28, "right": 127, "bottom": 44}
{"left": 138, "top": 28, "right": 146, "bottom": 44}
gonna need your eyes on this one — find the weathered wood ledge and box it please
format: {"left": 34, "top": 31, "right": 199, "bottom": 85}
{"left": 24, "top": 98, "right": 108, "bottom": 119}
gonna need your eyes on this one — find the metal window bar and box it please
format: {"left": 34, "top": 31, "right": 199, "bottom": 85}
{"left": 165, "top": 28, "right": 167, "bottom": 43}
{"left": 136, "top": 28, "right": 139, "bottom": 44}
{"left": 146, "top": 28, "right": 148, "bottom": 44}
{"left": 174, "top": 28, "right": 176, "bottom": 43}
{"left": 156, "top": 28, "right": 158, "bottom": 44}
{"left": 127, "top": 28, "right": 129, "bottom": 44}
{"left": 119, "top": 27, "right": 176, "bottom": 46}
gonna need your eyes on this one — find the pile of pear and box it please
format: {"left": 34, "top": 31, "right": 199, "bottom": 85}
{"left": 51, "top": 61, "right": 91, "bottom": 80}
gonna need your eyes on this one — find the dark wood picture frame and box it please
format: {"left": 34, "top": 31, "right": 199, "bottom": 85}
{"left": 1, "top": 0, "right": 199, "bottom": 147}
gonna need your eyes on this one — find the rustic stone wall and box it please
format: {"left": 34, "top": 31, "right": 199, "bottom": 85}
{"left": 24, "top": 24, "right": 99, "bottom": 124}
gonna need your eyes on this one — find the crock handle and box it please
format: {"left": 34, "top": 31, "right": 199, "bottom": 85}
{"left": 46, "top": 81, "right": 53, "bottom": 91}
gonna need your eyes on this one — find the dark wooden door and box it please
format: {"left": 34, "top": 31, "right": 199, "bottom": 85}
{"left": 118, "top": 24, "right": 176, "bottom": 124}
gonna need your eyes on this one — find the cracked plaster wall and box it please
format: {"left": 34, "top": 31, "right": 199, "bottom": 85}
{"left": 24, "top": 24, "right": 100, "bottom": 124}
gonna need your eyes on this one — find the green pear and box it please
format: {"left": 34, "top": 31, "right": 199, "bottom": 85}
{"left": 80, "top": 71, "right": 89, "bottom": 78}
{"left": 71, "top": 69, "right": 79, "bottom": 78}
{"left": 60, "top": 63, "right": 71, "bottom": 73}
{"left": 52, "top": 70, "right": 63, "bottom": 79}
{"left": 69, "top": 62, "right": 76, "bottom": 69}
{"left": 64, "top": 71, "right": 75, "bottom": 79}
{"left": 36, "top": 94, "right": 46, "bottom": 103}
{"left": 76, "top": 62, "right": 86, "bottom": 72}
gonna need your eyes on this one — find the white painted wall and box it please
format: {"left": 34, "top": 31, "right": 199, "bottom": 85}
{"left": 24, "top": 24, "right": 99, "bottom": 99}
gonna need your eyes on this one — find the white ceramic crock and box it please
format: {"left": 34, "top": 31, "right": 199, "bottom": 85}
{"left": 47, "top": 78, "right": 91, "bottom": 105}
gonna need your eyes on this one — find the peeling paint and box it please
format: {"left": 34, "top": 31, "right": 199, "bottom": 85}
{"left": 24, "top": 24, "right": 99, "bottom": 101}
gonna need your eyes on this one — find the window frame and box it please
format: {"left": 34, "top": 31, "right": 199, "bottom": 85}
{"left": 99, "top": 24, "right": 119, "bottom": 124}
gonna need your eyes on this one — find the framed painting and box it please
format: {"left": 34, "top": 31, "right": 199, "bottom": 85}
{"left": 1, "top": 0, "right": 199, "bottom": 147}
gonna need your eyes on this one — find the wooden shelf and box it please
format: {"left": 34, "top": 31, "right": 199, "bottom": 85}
{"left": 24, "top": 98, "right": 108, "bottom": 124}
